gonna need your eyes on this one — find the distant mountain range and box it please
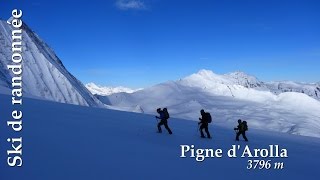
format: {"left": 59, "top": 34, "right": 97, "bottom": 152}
{"left": 89, "top": 69, "right": 320, "bottom": 101}
{"left": 91, "top": 69, "right": 320, "bottom": 138}
{"left": 85, "top": 83, "right": 142, "bottom": 96}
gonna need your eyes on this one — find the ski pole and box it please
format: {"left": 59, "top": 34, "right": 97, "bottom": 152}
{"left": 196, "top": 123, "right": 200, "bottom": 133}
{"left": 155, "top": 117, "right": 159, "bottom": 132}
{"left": 155, "top": 117, "right": 159, "bottom": 123}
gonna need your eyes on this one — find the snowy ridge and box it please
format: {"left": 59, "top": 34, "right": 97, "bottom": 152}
{"left": 85, "top": 82, "right": 142, "bottom": 96}
{"left": 98, "top": 70, "right": 320, "bottom": 138}
{"left": 179, "top": 70, "right": 274, "bottom": 102}
{"left": 224, "top": 71, "right": 265, "bottom": 88}
{"left": 0, "top": 20, "right": 102, "bottom": 107}
{"left": 182, "top": 70, "right": 264, "bottom": 88}
{"left": 266, "top": 81, "right": 320, "bottom": 101}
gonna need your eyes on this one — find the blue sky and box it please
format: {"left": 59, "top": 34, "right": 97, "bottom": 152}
{"left": 1, "top": 0, "right": 319, "bottom": 88}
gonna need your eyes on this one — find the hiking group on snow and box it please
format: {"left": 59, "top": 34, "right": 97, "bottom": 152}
{"left": 156, "top": 108, "right": 249, "bottom": 141}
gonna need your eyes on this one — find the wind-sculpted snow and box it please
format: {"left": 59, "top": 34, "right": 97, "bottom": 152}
{"left": 0, "top": 20, "right": 102, "bottom": 107}
{"left": 99, "top": 70, "right": 320, "bottom": 138}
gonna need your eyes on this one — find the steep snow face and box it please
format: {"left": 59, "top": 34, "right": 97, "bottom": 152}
{"left": 266, "top": 81, "right": 320, "bottom": 101}
{"left": 0, "top": 20, "right": 102, "bottom": 107}
{"left": 85, "top": 82, "right": 142, "bottom": 96}
{"left": 99, "top": 70, "right": 320, "bottom": 138}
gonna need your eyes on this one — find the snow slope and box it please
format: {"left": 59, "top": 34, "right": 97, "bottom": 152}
{"left": 0, "top": 93, "right": 319, "bottom": 180}
{"left": 0, "top": 20, "right": 102, "bottom": 107}
{"left": 98, "top": 70, "right": 320, "bottom": 138}
{"left": 85, "top": 82, "right": 142, "bottom": 96}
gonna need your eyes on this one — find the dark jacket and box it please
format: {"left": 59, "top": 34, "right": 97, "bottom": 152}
{"left": 157, "top": 111, "right": 165, "bottom": 120}
{"left": 237, "top": 123, "right": 247, "bottom": 132}
{"left": 200, "top": 113, "right": 209, "bottom": 124}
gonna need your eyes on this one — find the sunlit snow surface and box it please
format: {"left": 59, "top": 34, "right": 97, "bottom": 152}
{"left": 0, "top": 94, "right": 319, "bottom": 180}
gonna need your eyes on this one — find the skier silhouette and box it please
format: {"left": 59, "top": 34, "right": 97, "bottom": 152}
{"left": 156, "top": 108, "right": 172, "bottom": 134}
{"left": 198, "top": 109, "right": 211, "bottom": 139}
{"left": 234, "top": 119, "right": 248, "bottom": 141}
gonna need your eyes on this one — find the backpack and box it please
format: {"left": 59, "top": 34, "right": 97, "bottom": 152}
{"left": 163, "top": 108, "right": 170, "bottom": 119}
{"left": 242, "top": 121, "right": 248, "bottom": 131}
{"left": 206, "top": 113, "right": 212, "bottom": 123}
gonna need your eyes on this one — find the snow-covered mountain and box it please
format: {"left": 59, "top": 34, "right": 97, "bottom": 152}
{"left": 85, "top": 82, "right": 142, "bottom": 96}
{"left": 0, "top": 20, "right": 102, "bottom": 107}
{"left": 266, "top": 81, "right": 320, "bottom": 100}
{"left": 97, "top": 70, "right": 320, "bottom": 138}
